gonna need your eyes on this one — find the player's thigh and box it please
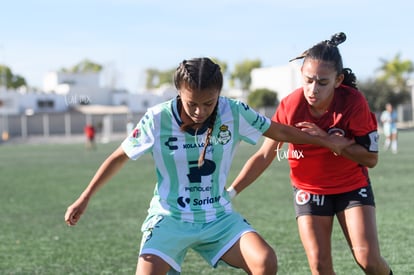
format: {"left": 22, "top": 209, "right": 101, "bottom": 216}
{"left": 337, "top": 205, "right": 381, "bottom": 256}
{"left": 221, "top": 231, "right": 276, "bottom": 270}
{"left": 297, "top": 215, "right": 334, "bottom": 258}
{"left": 136, "top": 254, "right": 171, "bottom": 275}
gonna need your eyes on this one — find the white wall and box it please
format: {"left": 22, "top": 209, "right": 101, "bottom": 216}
{"left": 63, "top": 86, "right": 112, "bottom": 106}
{"left": 43, "top": 71, "right": 100, "bottom": 92}
{"left": 250, "top": 62, "right": 302, "bottom": 100}
{"left": 43, "top": 71, "right": 112, "bottom": 105}
{"left": 113, "top": 91, "right": 172, "bottom": 113}
{"left": 0, "top": 91, "right": 68, "bottom": 115}
{"left": 0, "top": 92, "right": 20, "bottom": 115}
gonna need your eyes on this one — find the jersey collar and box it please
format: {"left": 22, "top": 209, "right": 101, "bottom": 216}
{"left": 172, "top": 96, "right": 211, "bottom": 136}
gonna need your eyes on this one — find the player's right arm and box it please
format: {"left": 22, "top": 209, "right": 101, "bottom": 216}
{"left": 229, "top": 138, "right": 281, "bottom": 196}
{"left": 65, "top": 145, "right": 129, "bottom": 226}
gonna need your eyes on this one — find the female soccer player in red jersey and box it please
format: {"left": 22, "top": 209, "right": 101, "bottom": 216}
{"left": 229, "top": 33, "right": 393, "bottom": 275}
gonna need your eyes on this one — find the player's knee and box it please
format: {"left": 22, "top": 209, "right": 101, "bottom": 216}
{"left": 264, "top": 249, "right": 278, "bottom": 274}
{"left": 252, "top": 248, "right": 278, "bottom": 274}
{"left": 307, "top": 254, "right": 334, "bottom": 274}
{"left": 309, "top": 262, "right": 334, "bottom": 275}
{"left": 354, "top": 250, "right": 387, "bottom": 274}
{"left": 357, "top": 261, "right": 384, "bottom": 274}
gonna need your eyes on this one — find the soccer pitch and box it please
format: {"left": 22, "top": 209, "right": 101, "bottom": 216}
{"left": 0, "top": 130, "right": 413, "bottom": 274}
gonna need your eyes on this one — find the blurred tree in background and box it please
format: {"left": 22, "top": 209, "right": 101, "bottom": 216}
{"left": 60, "top": 59, "right": 103, "bottom": 73}
{"left": 247, "top": 88, "right": 278, "bottom": 109}
{"left": 145, "top": 68, "right": 175, "bottom": 89}
{"left": 230, "top": 59, "right": 261, "bottom": 90}
{"left": 359, "top": 53, "right": 413, "bottom": 112}
{"left": 144, "top": 57, "right": 228, "bottom": 90}
{"left": 0, "top": 64, "right": 27, "bottom": 89}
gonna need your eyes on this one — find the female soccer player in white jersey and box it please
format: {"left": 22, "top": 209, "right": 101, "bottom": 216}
{"left": 65, "top": 57, "right": 351, "bottom": 274}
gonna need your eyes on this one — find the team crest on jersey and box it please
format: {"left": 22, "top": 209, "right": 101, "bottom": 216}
{"left": 217, "top": 124, "right": 231, "bottom": 145}
{"left": 327, "top": 127, "right": 345, "bottom": 137}
{"left": 295, "top": 190, "right": 311, "bottom": 205}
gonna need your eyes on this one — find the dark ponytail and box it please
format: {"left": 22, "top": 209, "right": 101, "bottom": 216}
{"left": 290, "top": 32, "right": 358, "bottom": 89}
{"left": 197, "top": 104, "right": 218, "bottom": 167}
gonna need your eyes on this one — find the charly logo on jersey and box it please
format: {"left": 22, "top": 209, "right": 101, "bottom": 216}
{"left": 216, "top": 124, "right": 231, "bottom": 145}
{"left": 177, "top": 196, "right": 221, "bottom": 208}
{"left": 358, "top": 188, "right": 368, "bottom": 198}
{"left": 164, "top": 136, "right": 208, "bottom": 151}
{"left": 163, "top": 124, "right": 232, "bottom": 151}
{"left": 295, "top": 189, "right": 311, "bottom": 205}
{"left": 164, "top": 137, "right": 179, "bottom": 150}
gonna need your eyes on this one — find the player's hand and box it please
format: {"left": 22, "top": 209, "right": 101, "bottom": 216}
{"left": 65, "top": 197, "right": 89, "bottom": 226}
{"left": 295, "top": 121, "right": 353, "bottom": 155}
{"left": 295, "top": 122, "right": 328, "bottom": 137}
{"left": 326, "top": 134, "right": 354, "bottom": 156}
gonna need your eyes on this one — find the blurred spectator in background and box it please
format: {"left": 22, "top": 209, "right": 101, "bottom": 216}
{"left": 84, "top": 124, "right": 96, "bottom": 150}
{"left": 380, "top": 103, "right": 398, "bottom": 153}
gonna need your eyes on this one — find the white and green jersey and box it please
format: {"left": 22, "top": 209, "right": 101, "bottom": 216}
{"left": 122, "top": 96, "right": 270, "bottom": 223}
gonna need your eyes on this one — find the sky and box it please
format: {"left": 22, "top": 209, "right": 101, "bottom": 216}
{"left": 2, "top": 0, "right": 414, "bottom": 93}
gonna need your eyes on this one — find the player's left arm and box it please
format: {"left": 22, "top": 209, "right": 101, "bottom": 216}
{"left": 297, "top": 121, "right": 378, "bottom": 168}
{"left": 343, "top": 100, "right": 379, "bottom": 168}
{"left": 340, "top": 139, "right": 378, "bottom": 168}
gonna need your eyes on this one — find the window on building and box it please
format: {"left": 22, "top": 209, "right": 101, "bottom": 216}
{"left": 37, "top": 100, "right": 55, "bottom": 109}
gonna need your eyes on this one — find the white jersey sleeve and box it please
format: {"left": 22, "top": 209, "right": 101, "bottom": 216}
{"left": 122, "top": 109, "right": 156, "bottom": 160}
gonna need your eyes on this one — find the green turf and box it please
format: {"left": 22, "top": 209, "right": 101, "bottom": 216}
{"left": 0, "top": 130, "right": 413, "bottom": 274}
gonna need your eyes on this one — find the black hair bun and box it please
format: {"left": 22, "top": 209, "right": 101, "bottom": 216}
{"left": 328, "top": 32, "right": 346, "bottom": 46}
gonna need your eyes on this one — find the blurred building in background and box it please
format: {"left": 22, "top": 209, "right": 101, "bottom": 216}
{"left": 0, "top": 70, "right": 177, "bottom": 142}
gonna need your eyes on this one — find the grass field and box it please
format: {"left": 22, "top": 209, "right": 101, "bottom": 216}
{"left": 1, "top": 130, "right": 413, "bottom": 274}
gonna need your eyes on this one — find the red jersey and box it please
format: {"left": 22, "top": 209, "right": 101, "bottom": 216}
{"left": 273, "top": 85, "right": 378, "bottom": 195}
{"left": 84, "top": 125, "right": 95, "bottom": 139}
